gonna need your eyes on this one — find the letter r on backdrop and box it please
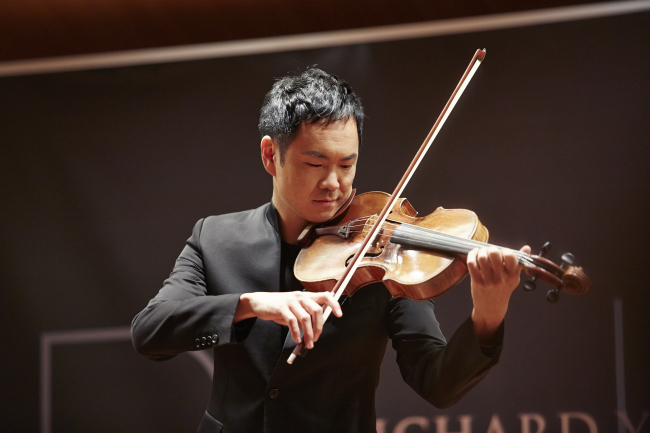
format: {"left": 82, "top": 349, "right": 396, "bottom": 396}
{"left": 559, "top": 412, "right": 598, "bottom": 433}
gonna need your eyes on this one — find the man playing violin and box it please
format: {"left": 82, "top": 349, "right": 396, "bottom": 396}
{"left": 132, "top": 67, "right": 531, "bottom": 433}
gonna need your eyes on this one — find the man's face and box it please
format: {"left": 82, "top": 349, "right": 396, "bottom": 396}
{"left": 266, "top": 118, "right": 358, "bottom": 228}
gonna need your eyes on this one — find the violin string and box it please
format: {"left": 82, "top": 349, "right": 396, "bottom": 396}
{"left": 393, "top": 224, "right": 535, "bottom": 267}
{"left": 393, "top": 226, "right": 535, "bottom": 267}
{"left": 345, "top": 216, "right": 506, "bottom": 254}
{"left": 343, "top": 215, "right": 483, "bottom": 250}
{"left": 334, "top": 216, "right": 535, "bottom": 267}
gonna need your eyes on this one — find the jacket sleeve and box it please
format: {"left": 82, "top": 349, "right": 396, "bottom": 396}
{"left": 131, "top": 218, "right": 251, "bottom": 361}
{"left": 387, "top": 296, "right": 503, "bottom": 408}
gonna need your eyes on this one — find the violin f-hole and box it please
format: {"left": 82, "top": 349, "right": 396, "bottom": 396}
{"left": 345, "top": 247, "right": 385, "bottom": 267}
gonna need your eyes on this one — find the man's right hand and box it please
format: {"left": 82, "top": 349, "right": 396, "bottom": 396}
{"left": 234, "top": 291, "right": 343, "bottom": 349}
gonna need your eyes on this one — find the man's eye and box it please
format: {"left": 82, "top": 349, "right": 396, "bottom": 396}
{"left": 341, "top": 165, "right": 353, "bottom": 169}
{"left": 307, "top": 163, "right": 322, "bottom": 167}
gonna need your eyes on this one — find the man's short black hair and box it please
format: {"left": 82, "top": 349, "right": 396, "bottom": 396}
{"left": 258, "top": 67, "right": 364, "bottom": 164}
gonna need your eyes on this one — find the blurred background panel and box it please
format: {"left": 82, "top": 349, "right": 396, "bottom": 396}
{"left": 1, "top": 2, "right": 648, "bottom": 432}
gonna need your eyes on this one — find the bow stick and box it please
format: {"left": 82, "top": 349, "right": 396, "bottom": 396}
{"left": 287, "top": 49, "right": 487, "bottom": 364}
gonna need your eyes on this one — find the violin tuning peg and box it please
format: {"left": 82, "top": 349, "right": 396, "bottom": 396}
{"left": 561, "top": 253, "right": 575, "bottom": 267}
{"left": 523, "top": 278, "right": 537, "bottom": 292}
{"left": 540, "top": 242, "right": 552, "bottom": 256}
{"left": 546, "top": 288, "right": 560, "bottom": 304}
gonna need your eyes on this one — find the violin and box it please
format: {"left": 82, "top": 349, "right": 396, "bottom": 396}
{"left": 294, "top": 191, "right": 591, "bottom": 302}
{"left": 286, "top": 49, "right": 591, "bottom": 364}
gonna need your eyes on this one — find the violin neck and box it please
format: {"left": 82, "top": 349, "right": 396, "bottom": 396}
{"left": 390, "top": 222, "right": 483, "bottom": 256}
{"left": 390, "top": 222, "right": 529, "bottom": 267}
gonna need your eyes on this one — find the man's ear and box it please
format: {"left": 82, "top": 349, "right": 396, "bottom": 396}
{"left": 261, "top": 135, "right": 278, "bottom": 176}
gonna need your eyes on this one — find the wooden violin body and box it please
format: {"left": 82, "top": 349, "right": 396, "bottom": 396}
{"left": 295, "top": 191, "right": 590, "bottom": 301}
{"left": 295, "top": 191, "right": 487, "bottom": 300}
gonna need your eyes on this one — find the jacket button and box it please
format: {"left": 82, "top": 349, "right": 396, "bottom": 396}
{"left": 269, "top": 388, "right": 280, "bottom": 399}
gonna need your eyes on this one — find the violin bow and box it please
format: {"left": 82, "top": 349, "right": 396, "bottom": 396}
{"left": 288, "top": 49, "right": 487, "bottom": 364}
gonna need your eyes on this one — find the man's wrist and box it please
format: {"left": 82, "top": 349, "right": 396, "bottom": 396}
{"left": 234, "top": 293, "right": 255, "bottom": 323}
{"left": 471, "top": 309, "right": 504, "bottom": 345}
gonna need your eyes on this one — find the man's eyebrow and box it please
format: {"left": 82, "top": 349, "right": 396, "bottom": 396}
{"left": 302, "top": 151, "right": 327, "bottom": 159}
{"left": 302, "top": 151, "right": 358, "bottom": 161}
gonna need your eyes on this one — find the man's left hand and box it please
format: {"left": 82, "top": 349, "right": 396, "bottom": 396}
{"left": 467, "top": 245, "right": 531, "bottom": 344}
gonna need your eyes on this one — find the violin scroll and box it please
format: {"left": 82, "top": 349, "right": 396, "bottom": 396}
{"left": 523, "top": 242, "right": 591, "bottom": 303}
{"left": 560, "top": 265, "right": 590, "bottom": 295}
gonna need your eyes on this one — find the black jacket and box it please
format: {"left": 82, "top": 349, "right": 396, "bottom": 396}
{"left": 131, "top": 202, "right": 502, "bottom": 433}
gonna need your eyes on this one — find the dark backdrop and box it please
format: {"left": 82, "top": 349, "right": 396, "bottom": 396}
{"left": 1, "top": 11, "right": 648, "bottom": 433}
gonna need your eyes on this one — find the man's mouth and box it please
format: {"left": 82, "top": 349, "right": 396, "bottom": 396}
{"left": 313, "top": 198, "right": 338, "bottom": 205}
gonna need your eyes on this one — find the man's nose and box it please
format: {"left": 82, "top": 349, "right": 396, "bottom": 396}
{"left": 320, "top": 170, "right": 340, "bottom": 190}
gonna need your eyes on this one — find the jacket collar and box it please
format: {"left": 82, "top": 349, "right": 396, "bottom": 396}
{"left": 265, "top": 201, "right": 281, "bottom": 236}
